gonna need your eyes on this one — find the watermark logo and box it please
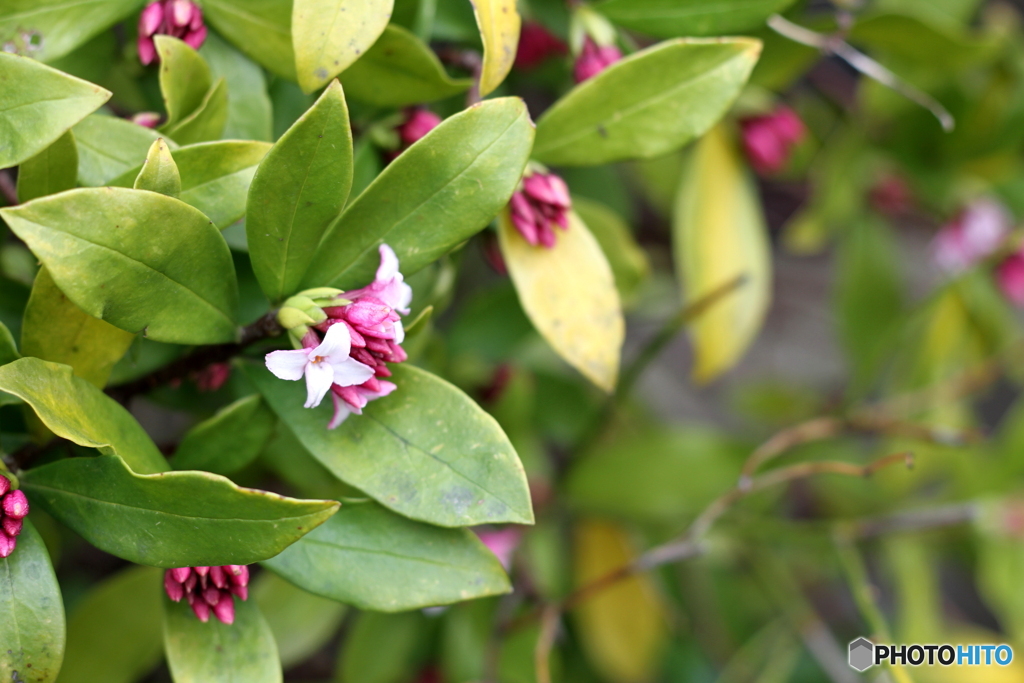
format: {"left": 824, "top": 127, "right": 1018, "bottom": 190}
{"left": 848, "top": 639, "right": 1013, "bottom": 671}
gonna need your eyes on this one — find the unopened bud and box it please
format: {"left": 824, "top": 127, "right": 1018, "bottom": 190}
{"left": 0, "top": 475, "right": 9, "bottom": 498}
{"left": 2, "top": 517, "right": 22, "bottom": 538}
{"left": 3, "top": 490, "right": 28, "bottom": 519}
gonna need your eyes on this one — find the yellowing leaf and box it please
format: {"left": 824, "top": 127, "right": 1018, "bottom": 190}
{"left": 470, "top": 0, "right": 521, "bottom": 97}
{"left": 499, "top": 209, "right": 624, "bottom": 392}
{"left": 572, "top": 519, "right": 668, "bottom": 683}
{"left": 672, "top": 124, "right": 770, "bottom": 383}
{"left": 292, "top": 0, "right": 395, "bottom": 93}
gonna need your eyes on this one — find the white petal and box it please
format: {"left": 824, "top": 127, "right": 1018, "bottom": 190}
{"left": 328, "top": 393, "right": 352, "bottom": 430}
{"left": 329, "top": 357, "right": 375, "bottom": 387}
{"left": 265, "top": 349, "right": 310, "bottom": 381}
{"left": 393, "top": 319, "right": 405, "bottom": 344}
{"left": 313, "top": 322, "right": 351, "bottom": 364}
{"left": 303, "top": 361, "right": 334, "bottom": 408}
{"left": 376, "top": 244, "right": 400, "bottom": 281}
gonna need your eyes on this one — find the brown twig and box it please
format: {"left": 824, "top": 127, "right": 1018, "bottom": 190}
{"left": 0, "top": 170, "right": 18, "bottom": 206}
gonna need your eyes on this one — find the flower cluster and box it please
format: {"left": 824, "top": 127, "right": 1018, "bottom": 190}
{"left": 573, "top": 36, "right": 622, "bottom": 83}
{"left": 515, "top": 22, "right": 567, "bottom": 70}
{"left": 0, "top": 477, "right": 28, "bottom": 558}
{"left": 932, "top": 198, "right": 1011, "bottom": 274}
{"left": 739, "top": 105, "right": 806, "bottom": 175}
{"left": 138, "top": 0, "right": 207, "bottom": 65}
{"left": 266, "top": 245, "right": 412, "bottom": 428}
{"left": 164, "top": 565, "right": 249, "bottom": 624}
{"left": 509, "top": 169, "right": 572, "bottom": 248}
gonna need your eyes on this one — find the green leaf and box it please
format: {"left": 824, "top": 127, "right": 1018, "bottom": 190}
{"left": 72, "top": 114, "right": 172, "bottom": 187}
{"left": 133, "top": 138, "right": 181, "bottom": 197}
{"left": 338, "top": 611, "right": 427, "bottom": 683}
{"left": 0, "top": 0, "right": 142, "bottom": 63}
{"left": 263, "top": 502, "right": 511, "bottom": 610}
{"left": 172, "top": 394, "right": 276, "bottom": 475}
{"left": 17, "top": 130, "right": 78, "bottom": 203}
{"left": 471, "top": 0, "right": 521, "bottom": 97}
{"left": 21, "top": 268, "right": 136, "bottom": 388}
{"left": 672, "top": 124, "right": 770, "bottom": 382}
{"left": 155, "top": 35, "right": 212, "bottom": 128}
{"left": 572, "top": 196, "right": 650, "bottom": 305}
{"left": 201, "top": 32, "right": 273, "bottom": 142}
{"left": 302, "top": 97, "right": 534, "bottom": 289}
{"left": 253, "top": 571, "right": 347, "bottom": 669}
{"left": 0, "top": 187, "right": 240, "bottom": 344}
{"left": 203, "top": 0, "right": 297, "bottom": 81}
{"left": 0, "top": 320, "right": 18, "bottom": 364}
{"left": 532, "top": 38, "right": 761, "bottom": 167}
{"left": 57, "top": 566, "right": 164, "bottom": 683}
{"left": 109, "top": 141, "right": 272, "bottom": 230}
{"left": 245, "top": 362, "right": 533, "bottom": 527}
{"left": 163, "top": 597, "right": 282, "bottom": 683}
{"left": 566, "top": 426, "right": 743, "bottom": 522}
{"left": 247, "top": 81, "right": 353, "bottom": 302}
{"left": 163, "top": 78, "right": 230, "bottom": 145}
{"left": 594, "top": 0, "right": 796, "bottom": 37}
{"left": 0, "top": 357, "right": 167, "bottom": 473}
{"left": 0, "top": 520, "right": 65, "bottom": 683}
{"left": 0, "top": 51, "right": 110, "bottom": 168}
{"left": 340, "top": 24, "right": 472, "bottom": 107}
{"left": 292, "top": 0, "right": 394, "bottom": 93}
{"left": 21, "top": 454, "right": 339, "bottom": 567}
{"left": 499, "top": 208, "right": 624, "bottom": 392}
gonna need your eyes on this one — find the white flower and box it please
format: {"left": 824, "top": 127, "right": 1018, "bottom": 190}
{"left": 264, "top": 323, "right": 374, "bottom": 409}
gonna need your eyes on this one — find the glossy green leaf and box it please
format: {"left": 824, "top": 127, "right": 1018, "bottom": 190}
{"left": 164, "top": 596, "right": 282, "bottom": 683}
{"left": 572, "top": 196, "right": 650, "bottom": 305}
{"left": 0, "top": 187, "right": 240, "bottom": 344}
{"left": 245, "top": 362, "right": 533, "bottom": 527}
{"left": 110, "top": 141, "right": 272, "bottom": 230}
{"left": 594, "top": 0, "right": 795, "bottom": 37}
{"left": 201, "top": 32, "right": 273, "bottom": 142}
{"left": 263, "top": 501, "right": 511, "bottom": 610}
{"left": 72, "top": 114, "right": 171, "bottom": 187}
{"left": 0, "top": 520, "right": 65, "bottom": 683}
{"left": 203, "top": 0, "right": 296, "bottom": 81}
{"left": 155, "top": 35, "right": 212, "bottom": 127}
{"left": 253, "top": 571, "right": 347, "bottom": 669}
{"left": 471, "top": 0, "right": 521, "bottom": 97}
{"left": 57, "top": 566, "right": 164, "bottom": 683}
{"left": 0, "top": 320, "right": 18, "bottom": 364}
{"left": 21, "top": 454, "right": 339, "bottom": 567}
{"left": 22, "top": 268, "right": 136, "bottom": 388}
{"left": 172, "top": 394, "right": 276, "bottom": 475}
{"left": 302, "top": 97, "right": 534, "bottom": 289}
{"left": 292, "top": 0, "right": 394, "bottom": 93}
{"left": 673, "top": 124, "right": 771, "bottom": 382}
{"left": 532, "top": 38, "right": 761, "bottom": 167}
{"left": 566, "top": 426, "right": 743, "bottom": 522}
{"left": 17, "top": 130, "right": 78, "bottom": 203}
{"left": 499, "top": 209, "right": 624, "bottom": 392}
{"left": 247, "top": 81, "right": 353, "bottom": 302}
{"left": 0, "top": 51, "right": 110, "bottom": 168}
{"left": 0, "top": 0, "right": 142, "bottom": 63}
{"left": 164, "top": 78, "right": 229, "bottom": 145}
{"left": 340, "top": 24, "right": 472, "bottom": 107}
{"left": 338, "top": 611, "right": 427, "bottom": 683}
{"left": 0, "top": 357, "right": 167, "bottom": 473}
{"left": 133, "top": 138, "right": 180, "bottom": 197}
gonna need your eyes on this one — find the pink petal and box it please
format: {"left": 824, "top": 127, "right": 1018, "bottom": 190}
{"left": 328, "top": 393, "right": 353, "bottom": 429}
{"left": 376, "top": 244, "right": 400, "bottom": 282}
{"left": 265, "top": 349, "right": 310, "bottom": 381}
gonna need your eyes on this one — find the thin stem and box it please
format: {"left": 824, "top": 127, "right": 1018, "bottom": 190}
{"left": 534, "top": 605, "right": 559, "bottom": 683}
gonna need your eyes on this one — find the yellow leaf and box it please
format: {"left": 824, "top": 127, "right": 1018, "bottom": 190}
{"left": 292, "top": 0, "right": 395, "bottom": 93}
{"left": 673, "top": 123, "right": 771, "bottom": 383}
{"left": 572, "top": 519, "right": 668, "bottom": 683}
{"left": 499, "top": 209, "right": 624, "bottom": 392}
{"left": 470, "top": 0, "right": 521, "bottom": 97}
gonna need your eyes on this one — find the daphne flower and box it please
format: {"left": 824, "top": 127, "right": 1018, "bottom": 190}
{"left": 164, "top": 565, "right": 249, "bottom": 624}
{"left": 932, "top": 198, "right": 1012, "bottom": 274}
{"left": 341, "top": 245, "right": 413, "bottom": 315}
{"left": 265, "top": 323, "right": 374, "bottom": 409}
{"left": 138, "top": 0, "right": 207, "bottom": 65}
{"left": 0, "top": 479, "right": 29, "bottom": 559}
{"left": 573, "top": 36, "right": 622, "bottom": 83}
{"left": 739, "top": 105, "right": 807, "bottom": 175}
{"left": 509, "top": 170, "right": 572, "bottom": 248}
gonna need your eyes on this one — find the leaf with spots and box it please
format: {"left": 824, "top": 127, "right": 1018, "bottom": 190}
{"left": 0, "top": 520, "right": 65, "bottom": 683}
{"left": 20, "top": 454, "right": 339, "bottom": 567}
{"left": 471, "top": 0, "right": 521, "bottom": 97}
{"left": 292, "top": 0, "right": 395, "bottom": 93}
{"left": 263, "top": 501, "right": 511, "bottom": 611}
{"left": 245, "top": 361, "right": 534, "bottom": 527}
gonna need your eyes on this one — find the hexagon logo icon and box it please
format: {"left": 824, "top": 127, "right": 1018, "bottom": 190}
{"left": 849, "top": 637, "right": 875, "bottom": 672}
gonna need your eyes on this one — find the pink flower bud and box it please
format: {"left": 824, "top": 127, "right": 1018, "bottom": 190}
{"left": 212, "top": 595, "right": 235, "bottom": 625}
{"left": 398, "top": 109, "right": 442, "bottom": 147}
{"left": 183, "top": 23, "right": 207, "bottom": 51}
{"left": 209, "top": 565, "right": 227, "bottom": 589}
{"left": 168, "top": 0, "right": 193, "bottom": 28}
{"left": 0, "top": 533, "right": 15, "bottom": 559}
{"left": 476, "top": 528, "right": 522, "bottom": 570}
{"left": 139, "top": 2, "right": 164, "bottom": 37}
{"left": 739, "top": 106, "right": 807, "bottom": 175}
{"left": 998, "top": 252, "right": 1024, "bottom": 307}
{"left": 230, "top": 584, "right": 248, "bottom": 601}
{"left": 138, "top": 35, "right": 157, "bottom": 65}
{"left": 509, "top": 171, "right": 572, "bottom": 248}
{"left": 573, "top": 37, "right": 622, "bottom": 83}
{"left": 189, "top": 594, "right": 211, "bottom": 622}
{"left": 515, "top": 22, "right": 567, "bottom": 70}
{"left": 227, "top": 565, "right": 249, "bottom": 585}
{"left": 165, "top": 571, "right": 186, "bottom": 602}
{"left": 203, "top": 584, "right": 221, "bottom": 606}
{"left": 170, "top": 566, "right": 191, "bottom": 583}
{"left": 0, "top": 476, "right": 9, "bottom": 498}
{"left": 3, "top": 490, "right": 28, "bottom": 519}
{"left": 194, "top": 565, "right": 210, "bottom": 577}
{"left": 131, "top": 112, "right": 162, "bottom": 128}
{"left": 2, "top": 517, "right": 22, "bottom": 538}
{"left": 137, "top": 0, "right": 206, "bottom": 65}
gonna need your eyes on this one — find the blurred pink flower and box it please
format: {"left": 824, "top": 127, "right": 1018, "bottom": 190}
{"left": 509, "top": 171, "right": 572, "bottom": 248}
{"left": 476, "top": 528, "right": 522, "bottom": 569}
{"left": 997, "top": 251, "right": 1024, "bottom": 307}
{"left": 131, "top": 112, "right": 162, "bottom": 129}
{"left": 138, "top": 0, "right": 207, "bottom": 65}
{"left": 515, "top": 22, "right": 567, "bottom": 70}
{"left": 739, "top": 105, "right": 806, "bottom": 175}
{"left": 932, "top": 198, "right": 1012, "bottom": 274}
{"left": 573, "top": 36, "right": 622, "bottom": 83}
{"left": 164, "top": 565, "right": 249, "bottom": 624}
{"left": 397, "top": 108, "right": 442, "bottom": 148}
